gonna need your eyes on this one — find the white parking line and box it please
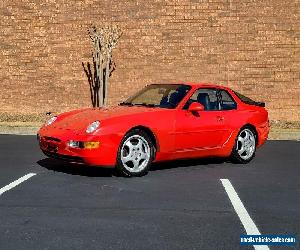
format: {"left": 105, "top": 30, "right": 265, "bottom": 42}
{"left": 0, "top": 173, "right": 36, "bottom": 196}
{"left": 220, "top": 179, "right": 270, "bottom": 250}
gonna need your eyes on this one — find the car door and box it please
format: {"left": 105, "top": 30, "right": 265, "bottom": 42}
{"left": 174, "top": 88, "right": 227, "bottom": 152}
{"left": 216, "top": 89, "right": 238, "bottom": 145}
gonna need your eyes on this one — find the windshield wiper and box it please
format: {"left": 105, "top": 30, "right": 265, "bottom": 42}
{"left": 120, "top": 102, "right": 157, "bottom": 107}
{"left": 133, "top": 103, "right": 156, "bottom": 107}
{"left": 119, "top": 102, "right": 134, "bottom": 106}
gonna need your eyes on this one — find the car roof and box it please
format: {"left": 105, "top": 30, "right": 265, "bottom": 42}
{"left": 154, "top": 82, "right": 231, "bottom": 90}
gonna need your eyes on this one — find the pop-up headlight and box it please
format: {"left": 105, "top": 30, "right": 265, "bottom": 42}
{"left": 86, "top": 121, "right": 100, "bottom": 134}
{"left": 45, "top": 116, "right": 57, "bottom": 126}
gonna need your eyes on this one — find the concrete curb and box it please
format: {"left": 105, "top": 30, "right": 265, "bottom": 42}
{"left": 0, "top": 125, "right": 300, "bottom": 141}
{"left": 269, "top": 129, "right": 300, "bottom": 141}
{"left": 0, "top": 126, "right": 39, "bottom": 135}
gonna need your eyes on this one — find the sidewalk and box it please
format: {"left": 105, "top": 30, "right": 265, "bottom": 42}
{"left": 268, "top": 129, "right": 300, "bottom": 140}
{"left": 0, "top": 122, "right": 299, "bottom": 140}
{"left": 0, "top": 122, "right": 41, "bottom": 135}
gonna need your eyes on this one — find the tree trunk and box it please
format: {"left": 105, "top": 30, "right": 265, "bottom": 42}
{"left": 104, "top": 53, "right": 111, "bottom": 107}
{"left": 94, "top": 39, "right": 103, "bottom": 107}
{"left": 98, "top": 53, "right": 104, "bottom": 106}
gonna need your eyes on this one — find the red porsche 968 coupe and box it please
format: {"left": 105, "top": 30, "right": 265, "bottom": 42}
{"left": 38, "top": 83, "right": 269, "bottom": 176}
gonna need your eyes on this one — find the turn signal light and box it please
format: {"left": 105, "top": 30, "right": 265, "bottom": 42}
{"left": 83, "top": 141, "right": 100, "bottom": 149}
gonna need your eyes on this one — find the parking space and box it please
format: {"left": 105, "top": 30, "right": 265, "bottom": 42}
{"left": 0, "top": 135, "right": 43, "bottom": 187}
{"left": 218, "top": 141, "right": 300, "bottom": 245}
{"left": 0, "top": 135, "right": 299, "bottom": 249}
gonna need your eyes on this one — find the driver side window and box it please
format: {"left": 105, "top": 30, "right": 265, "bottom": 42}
{"left": 183, "top": 88, "right": 220, "bottom": 111}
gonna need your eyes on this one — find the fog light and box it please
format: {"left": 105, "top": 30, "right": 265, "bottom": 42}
{"left": 84, "top": 141, "right": 100, "bottom": 149}
{"left": 68, "top": 140, "right": 82, "bottom": 148}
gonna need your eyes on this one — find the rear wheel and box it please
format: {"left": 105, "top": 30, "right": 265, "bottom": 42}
{"left": 116, "top": 129, "right": 155, "bottom": 177}
{"left": 231, "top": 127, "right": 256, "bottom": 163}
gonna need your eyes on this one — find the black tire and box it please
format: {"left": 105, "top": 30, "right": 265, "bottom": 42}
{"left": 231, "top": 126, "right": 257, "bottom": 164}
{"left": 116, "top": 129, "right": 155, "bottom": 177}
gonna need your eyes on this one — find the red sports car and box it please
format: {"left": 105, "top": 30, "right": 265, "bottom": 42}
{"left": 38, "top": 83, "right": 269, "bottom": 176}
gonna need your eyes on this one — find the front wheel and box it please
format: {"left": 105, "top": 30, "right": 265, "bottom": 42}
{"left": 231, "top": 127, "right": 256, "bottom": 164}
{"left": 116, "top": 129, "right": 155, "bottom": 177}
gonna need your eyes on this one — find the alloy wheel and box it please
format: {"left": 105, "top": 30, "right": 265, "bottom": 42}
{"left": 236, "top": 128, "right": 256, "bottom": 161}
{"left": 121, "top": 135, "right": 151, "bottom": 173}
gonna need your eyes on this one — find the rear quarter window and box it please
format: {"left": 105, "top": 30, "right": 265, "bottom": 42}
{"left": 233, "top": 91, "right": 266, "bottom": 107}
{"left": 233, "top": 91, "right": 256, "bottom": 103}
{"left": 219, "top": 90, "right": 237, "bottom": 110}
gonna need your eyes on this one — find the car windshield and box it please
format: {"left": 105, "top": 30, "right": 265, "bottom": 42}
{"left": 120, "top": 84, "right": 191, "bottom": 109}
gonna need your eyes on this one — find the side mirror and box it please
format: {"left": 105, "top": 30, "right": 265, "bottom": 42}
{"left": 188, "top": 102, "right": 205, "bottom": 112}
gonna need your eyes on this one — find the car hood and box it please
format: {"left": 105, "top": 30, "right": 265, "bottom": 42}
{"left": 52, "top": 106, "right": 159, "bottom": 131}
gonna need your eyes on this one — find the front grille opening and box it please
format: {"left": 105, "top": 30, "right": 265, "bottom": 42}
{"left": 44, "top": 136, "right": 61, "bottom": 142}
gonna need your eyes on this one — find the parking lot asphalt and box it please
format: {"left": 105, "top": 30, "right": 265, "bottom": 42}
{"left": 0, "top": 135, "right": 299, "bottom": 250}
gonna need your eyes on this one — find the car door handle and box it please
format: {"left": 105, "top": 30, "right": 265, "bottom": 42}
{"left": 217, "top": 116, "right": 224, "bottom": 122}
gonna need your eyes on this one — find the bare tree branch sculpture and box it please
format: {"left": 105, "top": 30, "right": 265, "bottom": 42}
{"left": 82, "top": 25, "right": 122, "bottom": 107}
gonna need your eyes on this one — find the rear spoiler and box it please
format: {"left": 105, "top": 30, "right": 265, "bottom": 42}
{"left": 243, "top": 101, "right": 265, "bottom": 107}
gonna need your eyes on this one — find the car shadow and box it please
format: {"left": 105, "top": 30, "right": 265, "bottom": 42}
{"left": 37, "top": 158, "right": 114, "bottom": 177}
{"left": 151, "top": 157, "right": 229, "bottom": 172}
{"left": 37, "top": 156, "right": 230, "bottom": 177}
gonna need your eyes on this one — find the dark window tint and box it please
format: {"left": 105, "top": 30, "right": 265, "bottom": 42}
{"left": 184, "top": 88, "right": 220, "bottom": 111}
{"left": 233, "top": 91, "right": 256, "bottom": 103}
{"left": 219, "top": 90, "right": 237, "bottom": 110}
{"left": 233, "top": 90, "right": 265, "bottom": 107}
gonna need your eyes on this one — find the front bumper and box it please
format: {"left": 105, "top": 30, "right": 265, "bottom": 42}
{"left": 37, "top": 127, "right": 120, "bottom": 167}
{"left": 42, "top": 150, "right": 85, "bottom": 164}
